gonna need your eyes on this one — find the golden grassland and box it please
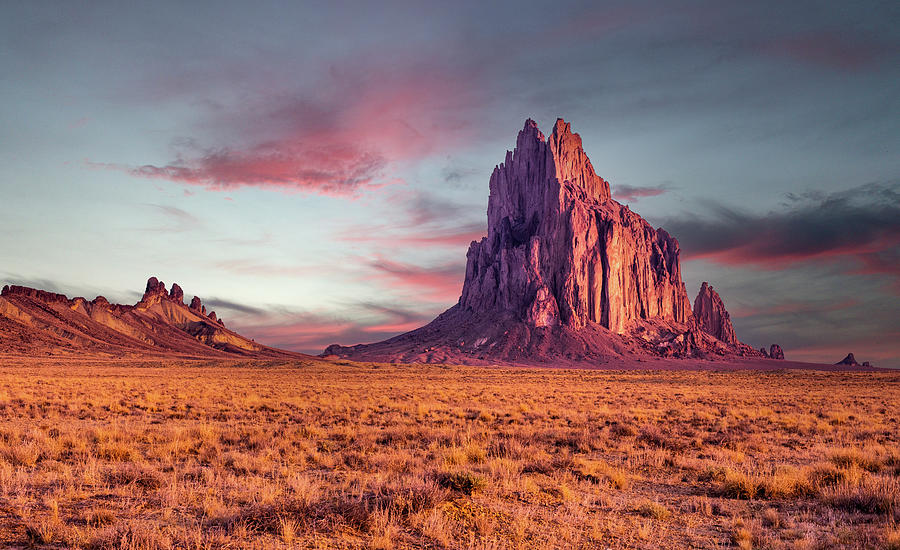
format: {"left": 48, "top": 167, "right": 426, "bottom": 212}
{"left": 0, "top": 358, "right": 898, "bottom": 549}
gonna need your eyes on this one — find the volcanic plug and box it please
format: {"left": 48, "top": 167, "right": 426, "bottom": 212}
{"left": 325, "top": 118, "right": 762, "bottom": 365}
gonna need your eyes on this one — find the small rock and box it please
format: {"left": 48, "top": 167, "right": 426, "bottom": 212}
{"left": 769, "top": 344, "right": 784, "bottom": 360}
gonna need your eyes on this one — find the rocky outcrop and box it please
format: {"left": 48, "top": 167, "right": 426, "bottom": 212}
{"left": 0, "top": 277, "right": 305, "bottom": 359}
{"left": 459, "top": 118, "right": 690, "bottom": 334}
{"left": 836, "top": 353, "right": 859, "bottom": 366}
{"left": 169, "top": 283, "right": 184, "bottom": 304}
{"left": 692, "top": 282, "right": 737, "bottom": 345}
{"left": 2, "top": 285, "right": 70, "bottom": 304}
{"left": 189, "top": 296, "right": 203, "bottom": 311}
{"left": 769, "top": 344, "right": 784, "bottom": 360}
{"left": 143, "top": 277, "right": 167, "bottom": 301}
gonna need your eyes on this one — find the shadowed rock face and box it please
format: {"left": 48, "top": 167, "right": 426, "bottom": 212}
{"left": 770, "top": 344, "right": 784, "bottom": 360}
{"left": 836, "top": 353, "right": 859, "bottom": 366}
{"left": 460, "top": 119, "right": 690, "bottom": 333}
{"left": 693, "top": 282, "right": 737, "bottom": 345}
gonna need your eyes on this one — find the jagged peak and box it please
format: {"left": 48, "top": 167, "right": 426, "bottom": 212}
{"left": 513, "top": 118, "right": 546, "bottom": 155}
{"left": 551, "top": 117, "right": 573, "bottom": 138}
{"left": 169, "top": 283, "right": 184, "bottom": 304}
{"left": 693, "top": 282, "right": 737, "bottom": 345}
{"left": 143, "top": 277, "right": 167, "bottom": 301}
{"left": 546, "top": 118, "right": 610, "bottom": 201}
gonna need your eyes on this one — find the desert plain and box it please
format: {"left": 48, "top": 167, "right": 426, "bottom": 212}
{"left": 0, "top": 357, "right": 897, "bottom": 549}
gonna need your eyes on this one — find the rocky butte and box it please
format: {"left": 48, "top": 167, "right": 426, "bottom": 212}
{"left": 325, "top": 118, "right": 769, "bottom": 366}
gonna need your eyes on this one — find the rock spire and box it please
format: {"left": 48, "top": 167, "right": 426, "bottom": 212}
{"left": 692, "top": 282, "right": 737, "bottom": 345}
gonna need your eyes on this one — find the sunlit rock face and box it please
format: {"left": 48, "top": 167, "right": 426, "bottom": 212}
{"left": 692, "top": 282, "right": 738, "bottom": 345}
{"left": 460, "top": 118, "right": 691, "bottom": 333}
{"left": 0, "top": 277, "right": 303, "bottom": 358}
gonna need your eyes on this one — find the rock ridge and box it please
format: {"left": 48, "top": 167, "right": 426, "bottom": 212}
{"left": 0, "top": 277, "right": 300, "bottom": 358}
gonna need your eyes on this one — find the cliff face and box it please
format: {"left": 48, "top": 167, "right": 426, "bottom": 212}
{"left": 460, "top": 119, "right": 691, "bottom": 333}
{"left": 692, "top": 282, "right": 738, "bottom": 345}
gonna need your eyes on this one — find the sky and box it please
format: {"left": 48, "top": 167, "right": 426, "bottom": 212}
{"left": 1, "top": 1, "right": 898, "bottom": 366}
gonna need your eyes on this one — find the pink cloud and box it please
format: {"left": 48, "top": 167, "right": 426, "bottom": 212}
{"left": 341, "top": 223, "right": 486, "bottom": 249}
{"left": 337, "top": 190, "right": 486, "bottom": 249}
{"left": 367, "top": 257, "right": 464, "bottom": 303}
{"left": 222, "top": 302, "right": 435, "bottom": 353}
{"left": 130, "top": 144, "right": 386, "bottom": 196}
{"left": 110, "top": 60, "right": 483, "bottom": 196}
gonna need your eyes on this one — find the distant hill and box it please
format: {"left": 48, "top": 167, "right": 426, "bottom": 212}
{"left": 0, "top": 277, "right": 308, "bottom": 359}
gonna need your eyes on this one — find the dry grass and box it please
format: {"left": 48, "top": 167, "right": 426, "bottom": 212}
{"left": 0, "top": 358, "right": 897, "bottom": 548}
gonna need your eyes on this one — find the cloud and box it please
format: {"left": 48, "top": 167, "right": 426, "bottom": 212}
{"left": 341, "top": 222, "right": 486, "bottom": 249}
{"left": 355, "top": 303, "right": 433, "bottom": 334}
{"left": 612, "top": 184, "right": 671, "bottom": 202}
{"left": 367, "top": 258, "right": 465, "bottom": 303}
{"left": 202, "top": 297, "right": 267, "bottom": 316}
{"left": 144, "top": 204, "right": 201, "bottom": 233}
{"left": 337, "top": 190, "right": 486, "bottom": 249}
{"left": 223, "top": 301, "right": 437, "bottom": 354}
{"left": 108, "top": 58, "right": 483, "bottom": 196}
{"left": 130, "top": 145, "right": 387, "bottom": 196}
{"left": 663, "top": 182, "right": 900, "bottom": 289}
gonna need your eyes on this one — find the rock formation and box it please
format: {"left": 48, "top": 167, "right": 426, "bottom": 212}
{"left": 836, "top": 353, "right": 860, "bottom": 366}
{"left": 143, "top": 277, "right": 167, "bottom": 300}
{"left": 459, "top": 119, "right": 690, "bottom": 334}
{"left": 324, "top": 118, "right": 764, "bottom": 365}
{"left": 692, "top": 282, "right": 737, "bottom": 345}
{"left": 169, "top": 283, "right": 184, "bottom": 304}
{"left": 0, "top": 277, "right": 306, "bottom": 359}
{"left": 769, "top": 344, "right": 784, "bottom": 360}
{"left": 190, "top": 296, "right": 203, "bottom": 311}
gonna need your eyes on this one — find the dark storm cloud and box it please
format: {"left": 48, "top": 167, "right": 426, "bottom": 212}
{"left": 202, "top": 298, "right": 267, "bottom": 316}
{"left": 662, "top": 182, "right": 900, "bottom": 280}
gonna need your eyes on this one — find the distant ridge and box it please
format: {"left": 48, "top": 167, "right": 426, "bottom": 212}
{"left": 0, "top": 277, "right": 309, "bottom": 359}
